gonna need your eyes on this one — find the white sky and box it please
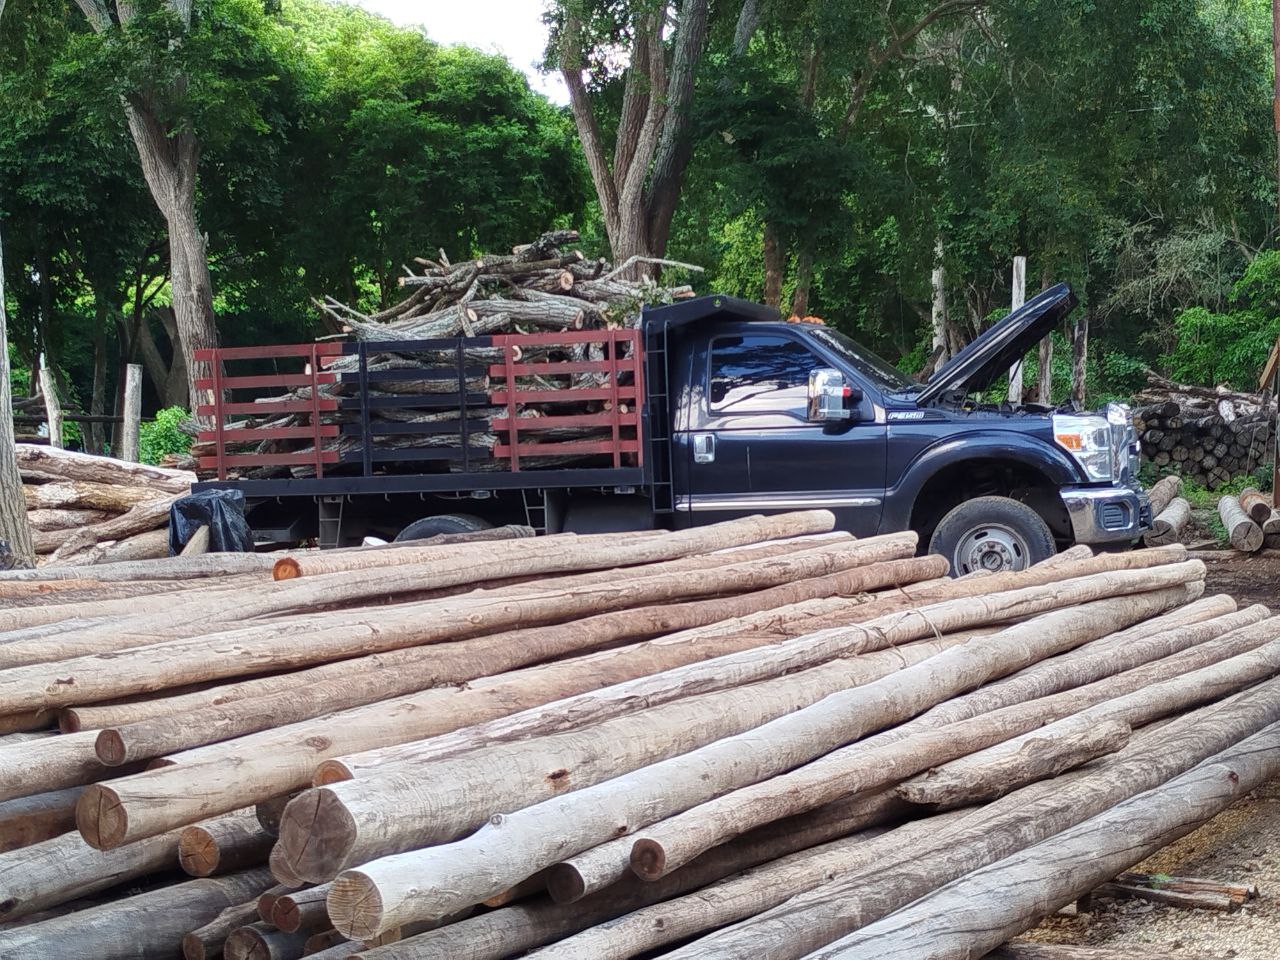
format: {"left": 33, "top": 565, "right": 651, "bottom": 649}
{"left": 350, "top": 1, "right": 568, "bottom": 103}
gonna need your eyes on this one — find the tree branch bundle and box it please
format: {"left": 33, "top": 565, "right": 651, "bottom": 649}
{"left": 0, "top": 510, "right": 1276, "bottom": 958}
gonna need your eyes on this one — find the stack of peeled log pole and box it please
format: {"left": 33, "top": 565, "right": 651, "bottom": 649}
{"left": 1133, "top": 371, "right": 1275, "bottom": 489}
{"left": 14, "top": 444, "right": 195, "bottom": 567}
{"left": 194, "top": 229, "right": 702, "bottom": 479}
{"left": 2, "top": 510, "right": 1280, "bottom": 959}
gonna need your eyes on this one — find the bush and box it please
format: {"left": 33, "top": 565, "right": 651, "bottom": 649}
{"left": 138, "top": 407, "right": 193, "bottom": 465}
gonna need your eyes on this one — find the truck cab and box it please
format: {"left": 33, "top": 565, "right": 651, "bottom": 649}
{"left": 651, "top": 285, "right": 1148, "bottom": 573}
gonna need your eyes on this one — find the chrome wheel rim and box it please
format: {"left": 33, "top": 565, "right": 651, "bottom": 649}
{"left": 953, "top": 523, "right": 1030, "bottom": 574}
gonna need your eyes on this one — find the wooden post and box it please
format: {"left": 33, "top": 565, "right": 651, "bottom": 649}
{"left": 0, "top": 217, "right": 34, "bottom": 567}
{"left": 1007, "top": 256, "right": 1026, "bottom": 404}
{"left": 38, "top": 357, "right": 62, "bottom": 450}
{"left": 121, "top": 363, "right": 142, "bottom": 462}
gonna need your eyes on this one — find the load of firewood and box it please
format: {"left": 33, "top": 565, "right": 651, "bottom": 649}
{"left": 1, "top": 511, "right": 1278, "bottom": 959}
{"left": 194, "top": 231, "right": 699, "bottom": 479}
{"left": 15, "top": 444, "right": 194, "bottom": 566}
{"left": 1133, "top": 371, "right": 1275, "bottom": 489}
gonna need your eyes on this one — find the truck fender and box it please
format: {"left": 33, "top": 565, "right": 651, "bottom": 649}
{"left": 882, "top": 433, "right": 1082, "bottom": 532}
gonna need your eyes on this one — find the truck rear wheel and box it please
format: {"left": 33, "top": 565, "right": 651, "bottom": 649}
{"left": 394, "top": 513, "right": 492, "bottom": 542}
{"left": 928, "top": 496, "right": 1055, "bottom": 575}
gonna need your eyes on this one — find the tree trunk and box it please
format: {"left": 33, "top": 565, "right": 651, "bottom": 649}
{"left": 182, "top": 900, "right": 260, "bottom": 960}
{"left": 1219, "top": 495, "right": 1263, "bottom": 552}
{"left": 1071, "top": 307, "right": 1089, "bottom": 405}
{"left": 762, "top": 223, "right": 784, "bottom": 308}
{"left": 1007, "top": 256, "right": 1026, "bottom": 404}
{"left": 1037, "top": 334, "right": 1054, "bottom": 404}
{"left": 178, "top": 809, "right": 273, "bottom": 877}
{"left": 930, "top": 239, "right": 948, "bottom": 363}
{"left": 1145, "top": 497, "right": 1191, "bottom": 547}
{"left": 121, "top": 362, "right": 142, "bottom": 461}
{"left": 0, "top": 221, "right": 34, "bottom": 567}
{"left": 322, "top": 575, "right": 1203, "bottom": 939}
{"left": 88, "top": 295, "right": 109, "bottom": 455}
{"left": 38, "top": 362, "right": 63, "bottom": 449}
{"left": 662, "top": 678, "right": 1280, "bottom": 960}
{"left": 807, "top": 724, "right": 1280, "bottom": 960}
{"left": 790, "top": 246, "right": 814, "bottom": 318}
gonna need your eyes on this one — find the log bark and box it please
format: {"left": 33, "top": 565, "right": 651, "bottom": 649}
{"left": 14, "top": 445, "right": 195, "bottom": 493}
{"left": 1239, "top": 486, "right": 1273, "bottom": 524}
{"left": 1092, "top": 880, "right": 1235, "bottom": 911}
{"left": 0, "top": 786, "right": 79, "bottom": 853}
{"left": 1219, "top": 495, "right": 1263, "bottom": 552}
{"left": 0, "top": 730, "right": 142, "bottom": 802}
{"left": 0, "top": 551, "right": 274, "bottom": 582}
{"left": 179, "top": 809, "right": 274, "bottom": 877}
{"left": 121, "top": 363, "right": 142, "bottom": 462}
{"left": 272, "top": 510, "right": 835, "bottom": 580}
{"left": 804, "top": 723, "right": 1280, "bottom": 960}
{"left": 94, "top": 552, "right": 938, "bottom": 766}
{"left": 0, "top": 825, "right": 181, "bottom": 921}
{"left": 39, "top": 363, "right": 64, "bottom": 450}
{"left": 72, "top": 561, "right": 1203, "bottom": 853}
{"left": 0, "top": 223, "right": 34, "bottom": 567}
{"left": 1145, "top": 496, "right": 1191, "bottom": 547}
{"left": 255, "top": 794, "right": 295, "bottom": 838}
{"left": 182, "top": 900, "right": 260, "bottom": 960}
{"left": 1146, "top": 474, "right": 1182, "bottom": 516}
{"left": 272, "top": 882, "right": 332, "bottom": 933}
{"left": 182, "top": 525, "right": 211, "bottom": 556}
{"left": 0, "top": 869, "right": 275, "bottom": 958}
{"left": 1031, "top": 544, "right": 1092, "bottom": 569}
{"left": 62, "top": 526, "right": 172, "bottom": 566}
{"left": 224, "top": 920, "right": 310, "bottom": 960}
{"left": 323, "top": 577, "right": 1204, "bottom": 938}
{"left": 277, "top": 625, "right": 987, "bottom": 881}
{"left": 23, "top": 479, "right": 164, "bottom": 513}
{"left": 49, "top": 495, "right": 179, "bottom": 563}
{"left": 658, "top": 677, "right": 1280, "bottom": 960}
{"left": 26, "top": 507, "right": 114, "bottom": 531}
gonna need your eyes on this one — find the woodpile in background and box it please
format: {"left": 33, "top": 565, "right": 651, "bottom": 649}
{"left": 1215, "top": 486, "right": 1280, "bottom": 554}
{"left": 1134, "top": 372, "right": 1275, "bottom": 489}
{"left": 15, "top": 444, "right": 193, "bottom": 567}
{"left": 1, "top": 510, "right": 1278, "bottom": 958}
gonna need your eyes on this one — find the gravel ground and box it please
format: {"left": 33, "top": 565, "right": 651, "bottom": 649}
{"left": 1021, "top": 556, "right": 1280, "bottom": 958}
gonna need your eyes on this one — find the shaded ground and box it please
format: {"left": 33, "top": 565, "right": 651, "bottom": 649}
{"left": 1021, "top": 557, "right": 1280, "bottom": 958}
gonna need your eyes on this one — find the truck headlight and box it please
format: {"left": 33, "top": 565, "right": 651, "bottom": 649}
{"left": 1053, "top": 413, "right": 1114, "bottom": 481}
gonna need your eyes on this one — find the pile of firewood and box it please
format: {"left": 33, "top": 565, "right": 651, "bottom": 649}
{"left": 15, "top": 444, "right": 194, "bottom": 566}
{"left": 195, "top": 231, "right": 698, "bottom": 479}
{"left": 1217, "top": 487, "right": 1280, "bottom": 554}
{"left": 0, "top": 513, "right": 1277, "bottom": 959}
{"left": 1133, "top": 372, "right": 1275, "bottom": 488}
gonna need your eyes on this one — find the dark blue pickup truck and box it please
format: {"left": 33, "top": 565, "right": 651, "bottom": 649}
{"left": 196, "top": 282, "right": 1149, "bottom": 573}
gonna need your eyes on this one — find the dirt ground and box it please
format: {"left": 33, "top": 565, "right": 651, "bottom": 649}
{"left": 1020, "top": 554, "right": 1280, "bottom": 958}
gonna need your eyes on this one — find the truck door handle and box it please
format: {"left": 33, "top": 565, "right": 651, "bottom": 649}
{"left": 693, "top": 433, "right": 716, "bottom": 464}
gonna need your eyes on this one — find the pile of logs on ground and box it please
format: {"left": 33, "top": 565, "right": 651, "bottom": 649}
{"left": 1133, "top": 373, "right": 1275, "bottom": 488}
{"left": 15, "top": 444, "right": 195, "bottom": 567}
{"left": 1217, "top": 487, "right": 1280, "bottom": 554}
{"left": 1, "top": 511, "right": 1279, "bottom": 960}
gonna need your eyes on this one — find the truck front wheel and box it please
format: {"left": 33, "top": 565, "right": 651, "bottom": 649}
{"left": 928, "top": 496, "right": 1055, "bottom": 575}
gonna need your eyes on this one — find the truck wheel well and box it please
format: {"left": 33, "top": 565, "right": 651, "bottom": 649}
{"left": 909, "top": 460, "right": 1071, "bottom": 547}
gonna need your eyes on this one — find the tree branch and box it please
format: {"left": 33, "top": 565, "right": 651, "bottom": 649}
{"left": 618, "top": 8, "right": 667, "bottom": 217}
{"left": 733, "top": 0, "right": 762, "bottom": 57}
{"left": 839, "top": 0, "right": 985, "bottom": 136}
{"left": 71, "top": 0, "right": 113, "bottom": 32}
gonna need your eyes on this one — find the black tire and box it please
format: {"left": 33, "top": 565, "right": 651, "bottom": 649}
{"left": 394, "top": 513, "right": 492, "bottom": 542}
{"left": 928, "top": 496, "right": 1055, "bottom": 576}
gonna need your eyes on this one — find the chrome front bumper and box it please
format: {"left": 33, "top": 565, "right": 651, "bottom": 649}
{"left": 1061, "top": 484, "right": 1151, "bottom": 545}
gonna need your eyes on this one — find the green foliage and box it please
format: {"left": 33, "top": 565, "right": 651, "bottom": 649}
{"left": 138, "top": 406, "right": 193, "bottom": 465}
{"left": 6, "top": 344, "right": 30, "bottom": 395}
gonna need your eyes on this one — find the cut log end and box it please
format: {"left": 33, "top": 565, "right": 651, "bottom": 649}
{"left": 272, "top": 558, "right": 303, "bottom": 581}
{"left": 327, "top": 872, "right": 384, "bottom": 941}
{"left": 74, "top": 783, "right": 127, "bottom": 850}
{"left": 544, "top": 862, "right": 587, "bottom": 904}
{"left": 178, "top": 826, "right": 221, "bottom": 877}
{"left": 94, "top": 728, "right": 128, "bottom": 766}
{"left": 277, "top": 788, "right": 359, "bottom": 884}
{"left": 311, "top": 760, "right": 354, "bottom": 786}
{"left": 272, "top": 898, "right": 303, "bottom": 933}
{"left": 57, "top": 709, "right": 83, "bottom": 733}
{"left": 180, "top": 932, "right": 208, "bottom": 960}
{"left": 629, "top": 837, "right": 667, "bottom": 880}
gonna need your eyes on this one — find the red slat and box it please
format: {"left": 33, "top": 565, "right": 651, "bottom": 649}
{"left": 490, "top": 330, "right": 639, "bottom": 346}
{"left": 195, "top": 399, "right": 340, "bottom": 416}
{"left": 198, "top": 426, "right": 341, "bottom": 443}
{"left": 194, "top": 343, "right": 345, "bottom": 361}
{"left": 193, "top": 373, "right": 337, "bottom": 390}
{"left": 488, "top": 387, "right": 638, "bottom": 405}
{"left": 487, "top": 359, "right": 621, "bottom": 377}
{"left": 493, "top": 440, "right": 642, "bottom": 458}
{"left": 198, "top": 452, "right": 340, "bottom": 468}
{"left": 491, "top": 412, "right": 640, "bottom": 432}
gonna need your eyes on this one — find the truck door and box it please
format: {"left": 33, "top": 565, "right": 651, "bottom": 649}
{"left": 676, "top": 330, "right": 887, "bottom": 535}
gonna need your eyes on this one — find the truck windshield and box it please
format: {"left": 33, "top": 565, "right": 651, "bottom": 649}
{"left": 807, "top": 328, "right": 919, "bottom": 394}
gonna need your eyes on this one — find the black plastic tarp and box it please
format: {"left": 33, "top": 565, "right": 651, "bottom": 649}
{"left": 168, "top": 489, "right": 254, "bottom": 555}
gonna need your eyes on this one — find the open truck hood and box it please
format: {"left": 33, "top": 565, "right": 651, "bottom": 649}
{"left": 916, "top": 282, "right": 1078, "bottom": 407}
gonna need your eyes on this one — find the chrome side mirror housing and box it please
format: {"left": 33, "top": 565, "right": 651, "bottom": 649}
{"left": 808, "top": 368, "right": 857, "bottom": 422}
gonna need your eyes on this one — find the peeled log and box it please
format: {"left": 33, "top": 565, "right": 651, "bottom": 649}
{"left": 278, "top": 627, "right": 987, "bottom": 881}
{"left": 93, "top": 550, "right": 937, "bottom": 766}
{"left": 806, "top": 723, "right": 1280, "bottom": 960}
{"left": 661, "top": 677, "right": 1280, "bottom": 960}
{"left": 179, "top": 809, "right": 274, "bottom": 877}
{"left": 224, "top": 920, "right": 309, "bottom": 960}
{"left": 1239, "top": 487, "right": 1273, "bottom": 525}
{"left": 272, "top": 510, "right": 836, "bottom": 580}
{"left": 0, "top": 826, "right": 181, "bottom": 921}
{"left": 324, "top": 576, "right": 1204, "bottom": 938}
{"left": 0, "top": 730, "right": 136, "bottom": 802}
{"left": 1144, "top": 497, "right": 1191, "bottom": 547}
{"left": 0, "top": 786, "right": 80, "bottom": 853}
{"left": 183, "top": 901, "right": 260, "bottom": 960}
{"left": 1219, "top": 495, "right": 1263, "bottom": 552}
{"left": 1146, "top": 475, "right": 1182, "bottom": 516}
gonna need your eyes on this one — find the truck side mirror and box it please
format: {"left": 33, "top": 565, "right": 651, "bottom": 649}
{"left": 808, "top": 368, "right": 858, "bottom": 422}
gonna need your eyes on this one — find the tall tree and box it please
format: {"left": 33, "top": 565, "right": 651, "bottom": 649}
{"left": 0, "top": 0, "right": 34, "bottom": 566}
{"left": 70, "top": 0, "right": 217, "bottom": 411}
{"left": 553, "top": 0, "right": 711, "bottom": 272}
